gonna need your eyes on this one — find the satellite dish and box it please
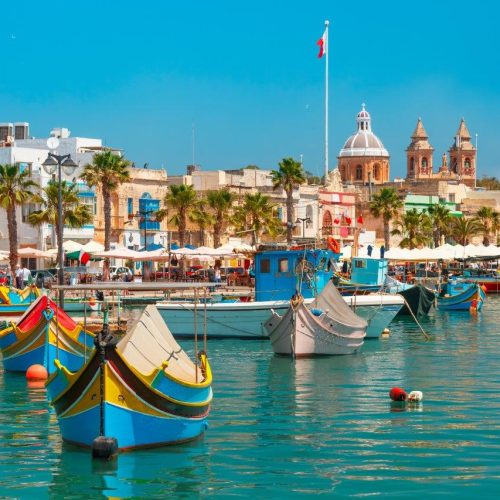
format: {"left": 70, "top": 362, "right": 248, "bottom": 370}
{"left": 47, "top": 137, "right": 60, "bottom": 150}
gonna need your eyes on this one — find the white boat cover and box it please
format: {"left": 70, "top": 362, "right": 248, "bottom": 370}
{"left": 313, "top": 281, "right": 368, "bottom": 330}
{"left": 117, "top": 305, "right": 203, "bottom": 382}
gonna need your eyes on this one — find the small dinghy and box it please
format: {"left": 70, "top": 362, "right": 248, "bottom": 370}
{"left": 264, "top": 282, "right": 367, "bottom": 357}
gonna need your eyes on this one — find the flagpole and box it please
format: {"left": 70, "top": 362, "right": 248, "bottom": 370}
{"left": 324, "top": 20, "right": 329, "bottom": 184}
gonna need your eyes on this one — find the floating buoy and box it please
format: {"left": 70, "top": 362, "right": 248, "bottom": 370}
{"left": 481, "top": 285, "right": 487, "bottom": 293}
{"left": 382, "top": 328, "right": 390, "bottom": 336}
{"left": 26, "top": 364, "right": 48, "bottom": 381}
{"left": 389, "top": 387, "right": 407, "bottom": 401}
{"left": 408, "top": 390, "right": 423, "bottom": 402}
{"left": 92, "top": 436, "right": 118, "bottom": 459}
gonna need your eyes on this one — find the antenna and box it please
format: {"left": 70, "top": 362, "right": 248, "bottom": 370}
{"left": 192, "top": 121, "right": 195, "bottom": 166}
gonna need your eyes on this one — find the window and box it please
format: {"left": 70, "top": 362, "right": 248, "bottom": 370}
{"left": 128, "top": 198, "right": 134, "bottom": 217}
{"left": 278, "top": 258, "right": 289, "bottom": 273}
{"left": 354, "top": 259, "right": 367, "bottom": 269}
{"left": 356, "top": 165, "right": 363, "bottom": 181}
{"left": 422, "top": 158, "right": 428, "bottom": 169}
{"left": 260, "top": 259, "right": 270, "bottom": 273}
{"left": 409, "top": 157, "right": 414, "bottom": 174}
{"left": 464, "top": 159, "right": 471, "bottom": 170}
{"left": 322, "top": 211, "right": 332, "bottom": 235}
{"left": 373, "top": 164, "right": 380, "bottom": 180}
{"left": 79, "top": 195, "right": 97, "bottom": 216}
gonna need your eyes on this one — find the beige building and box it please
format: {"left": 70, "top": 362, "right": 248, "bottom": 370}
{"left": 94, "top": 166, "right": 169, "bottom": 249}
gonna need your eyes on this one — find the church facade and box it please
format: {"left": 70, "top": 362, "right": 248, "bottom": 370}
{"left": 406, "top": 118, "right": 476, "bottom": 186}
{"left": 338, "top": 104, "right": 390, "bottom": 185}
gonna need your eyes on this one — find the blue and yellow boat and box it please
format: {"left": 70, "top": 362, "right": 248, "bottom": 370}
{"left": 46, "top": 305, "right": 212, "bottom": 452}
{"left": 436, "top": 280, "right": 486, "bottom": 311}
{"left": 0, "top": 285, "right": 40, "bottom": 315}
{"left": 0, "top": 295, "right": 94, "bottom": 372}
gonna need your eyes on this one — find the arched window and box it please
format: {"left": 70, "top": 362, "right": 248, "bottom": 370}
{"left": 451, "top": 160, "right": 458, "bottom": 173}
{"left": 409, "top": 157, "right": 414, "bottom": 175}
{"left": 464, "top": 158, "right": 471, "bottom": 171}
{"left": 422, "top": 157, "right": 428, "bottom": 170}
{"left": 373, "top": 164, "right": 380, "bottom": 180}
{"left": 356, "top": 165, "right": 363, "bottom": 181}
{"left": 322, "top": 211, "right": 333, "bottom": 235}
{"left": 306, "top": 205, "right": 313, "bottom": 224}
{"left": 340, "top": 165, "right": 346, "bottom": 180}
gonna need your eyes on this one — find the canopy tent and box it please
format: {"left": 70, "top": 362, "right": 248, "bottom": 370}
{"left": 94, "top": 247, "right": 143, "bottom": 259}
{"left": 63, "top": 240, "right": 83, "bottom": 253}
{"left": 463, "top": 244, "right": 500, "bottom": 259}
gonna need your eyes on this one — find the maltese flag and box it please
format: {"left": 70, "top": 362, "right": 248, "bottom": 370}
{"left": 317, "top": 28, "right": 327, "bottom": 58}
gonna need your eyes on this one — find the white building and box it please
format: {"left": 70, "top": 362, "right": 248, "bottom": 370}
{"left": 0, "top": 123, "right": 120, "bottom": 266}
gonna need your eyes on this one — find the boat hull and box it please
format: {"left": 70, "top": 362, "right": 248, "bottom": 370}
{"left": 267, "top": 301, "right": 366, "bottom": 357}
{"left": 437, "top": 283, "right": 486, "bottom": 311}
{"left": 397, "top": 285, "right": 435, "bottom": 317}
{"left": 156, "top": 295, "right": 404, "bottom": 340}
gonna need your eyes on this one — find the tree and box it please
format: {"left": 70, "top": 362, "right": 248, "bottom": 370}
{"left": 476, "top": 206, "right": 500, "bottom": 245}
{"left": 28, "top": 181, "right": 93, "bottom": 247}
{"left": 161, "top": 184, "right": 197, "bottom": 247}
{"left": 391, "top": 209, "right": 433, "bottom": 249}
{"left": 450, "top": 217, "right": 482, "bottom": 246}
{"left": 206, "top": 188, "right": 235, "bottom": 247}
{"left": 189, "top": 199, "right": 215, "bottom": 246}
{"left": 80, "top": 151, "right": 130, "bottom": 278}
{"left": 427, "top": 204, "right": 452, "bottom": 247}
{"left": 368, "top": 187, "right": 403, "bottom": 250}
{"left": 304, "top": 170, "right": 323, "bottom": 185}
{"left": 232, "top": 192, "right": 283, "bottom": 246}
{"left": 477, "top": 176, "right": 500, "bottom": 191}
{"left": 271, "top": 157, "right": 306, "bottom": 244}
{"left": 0, "top": 164, "right": 38, "bottom": 275}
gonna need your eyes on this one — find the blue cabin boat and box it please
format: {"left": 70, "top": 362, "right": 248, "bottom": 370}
{"left": 254, "top": 248, "right": 336, "bottom": 301}
{"left": 436, "top": 280, "right": 486, "bottom": 311}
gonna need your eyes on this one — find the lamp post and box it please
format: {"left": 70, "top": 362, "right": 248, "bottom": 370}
{"left": 296, "top": 217, "right": 311, "bottom": 238}
{"left": 42, "top": 151, "right": 78, "bottom": 308}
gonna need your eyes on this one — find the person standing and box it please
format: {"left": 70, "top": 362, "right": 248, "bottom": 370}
{"left": 21, "top": 265, "right": 31, "bottom": 288}
{"left": 214, "top": 266, "right": 221, "bottom": 286}
{"left": 15, "top": 265, "right": 23, "bottom": 289}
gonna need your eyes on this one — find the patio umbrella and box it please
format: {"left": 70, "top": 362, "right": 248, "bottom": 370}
{"left": 94, "top": 247, "right": 142, "bottom": 259}
{"left": 17, "top": 247, "right": 53, "bottom": 258}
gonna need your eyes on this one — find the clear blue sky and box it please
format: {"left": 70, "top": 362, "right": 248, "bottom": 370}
{"left": 1, "top": 0, "right": 498, "bottom": 179}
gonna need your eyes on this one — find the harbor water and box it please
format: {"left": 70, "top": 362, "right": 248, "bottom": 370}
{"left": 1, "top": 296, "right": 500, "bottom": 497}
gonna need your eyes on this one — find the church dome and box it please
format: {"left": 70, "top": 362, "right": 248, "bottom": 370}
{"left": 339, "top": 104, "right": 389, "bottom": 158}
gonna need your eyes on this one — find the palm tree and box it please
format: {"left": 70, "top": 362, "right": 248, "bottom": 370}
{"left": 233, "top": 192, "right": 283, "bottom": 246}
{"left": 206, "top": 188, "right": 235, "bottom": 247}
{"left": 0, "top": 164, "right": 38, "bottom": 275}
{"left": 450, "top": 217, "right": 483, "bottom": 246}
{"left": 80, "top": 151, "right": 130, "bottom": 278}
{"left": 476, "top": 206, "right": 500, "bottom": 245}
{"left": 391, "top": 209, "right": 433, "bottom": 249}
{"left": 427, "top": 204, "right": 452, "bottom": 247}
{"left": 271, "top": 157, "right": 306, "bottom": 244}
{"left": 368, "top": 187, "right": 403, "bottom": 250}
{"left": 161, "top": 184, "right": 197, "bottom": 247}
{"left": 28, "top": 181, "right": 93, "bottom": 248}
{"left": 189, "top": 199, "right": 215, "bottom": 246}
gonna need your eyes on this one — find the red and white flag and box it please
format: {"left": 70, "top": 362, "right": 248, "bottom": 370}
{"left": 79, "top": 249, "right": 91, "bottom": 265}
{"left": 317, "top": 28, "right": 327, "bottom": 58}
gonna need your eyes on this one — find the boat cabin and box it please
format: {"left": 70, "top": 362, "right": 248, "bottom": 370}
{"left": 254, "top": 248, "right": 336, "bottom": 301}
{"left": 351, "top": 257, "right": 388, "bottom": 286}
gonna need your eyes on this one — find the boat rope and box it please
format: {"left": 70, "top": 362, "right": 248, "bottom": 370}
{"left": 400, "top": 295, "right": 430, "bottom": 340}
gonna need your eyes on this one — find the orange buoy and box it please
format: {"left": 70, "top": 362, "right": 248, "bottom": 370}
{"left": 389, "top": 387, "right": 407, "bottom": 401}
{"left": 26, "top": 364, "right": 48, "bottom": 381}
{"left": 481, "top": 285, "right": 487, "bottom": 293}
{"left": 89, "top": 296, "right": 97, "bottom": 307}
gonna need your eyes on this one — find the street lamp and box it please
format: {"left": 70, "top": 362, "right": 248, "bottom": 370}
{"left": 296, "top": 217, "right": 311, "bottom": 238}
{"left": 42, "top": 149, "right": 78, "bottom": 308}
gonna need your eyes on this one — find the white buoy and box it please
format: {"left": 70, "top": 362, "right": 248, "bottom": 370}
{"left": 408, "top": 390, "right": 423, "bottom": 402}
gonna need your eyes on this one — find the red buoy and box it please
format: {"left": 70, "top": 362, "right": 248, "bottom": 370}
{"left": 26, "top": 364, "right": 48, "bottom": 381}
{"left": 389, "top": 387, "right": 407, "bottom": 401}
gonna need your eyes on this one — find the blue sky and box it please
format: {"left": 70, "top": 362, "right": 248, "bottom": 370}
{"left": 1, "top": 0, "right": 498, "bottom": 179}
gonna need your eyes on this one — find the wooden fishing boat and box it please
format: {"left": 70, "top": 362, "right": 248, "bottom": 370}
{"left": 264, "top": 283, "right": 367, "bottom": 357}
{"left": 0, "top": 295, "right": 94, "bottom": 372}
{"left": 384, "top": 275, "right": 435, "bottom": 317}
{"left": 0, "top": 285, "right": 40, "bottom": 315}
{"left": 436, "top": 280, "right": 486, "bottom": 311}
{"left": 46, "top": 305, "right": 212, "bottom": 452}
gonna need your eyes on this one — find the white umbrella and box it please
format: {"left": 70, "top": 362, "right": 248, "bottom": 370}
{"left": 62, "top": 240, "right": 83, "bottom": 252}
{"left": 94, "top": 247, "right": 142, "bottom": 259}
{"left": 81, "top": 241, "right": 105, "bottom": 253}
{"left": 384, "top": 247, "right": 411, "bottom": 260}
{"left": 17, "top": 247, "right": 53, "bottom": 258}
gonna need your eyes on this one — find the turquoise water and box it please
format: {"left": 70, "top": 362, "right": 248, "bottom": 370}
{"left": 1, "top": 297, "right": 500, "bottom": 498}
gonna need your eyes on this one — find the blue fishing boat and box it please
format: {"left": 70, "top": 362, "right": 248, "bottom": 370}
{"left": 0, "top": 285, "right": 39, "bottom": 315}
{"left": 436, "top": 280, "right": 486, "bottom": 311}
{"left": 0, "top": 295, "right": 94, "bottom": 372}
{"left": 46, "top": 305, "right": 212, "bottom": 452}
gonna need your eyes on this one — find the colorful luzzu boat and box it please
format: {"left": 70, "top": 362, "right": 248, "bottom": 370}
{"left": 436, "top": 280, "right": 487, "bottom": 311}
{"left": 0, "top": 295, "right": 94, "bottom": 372}
{"left": 46, "top": 305, "right": 212, "bottom": 452}
{"left": 0, "top": 285, "right": 40, "bottom": 315}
